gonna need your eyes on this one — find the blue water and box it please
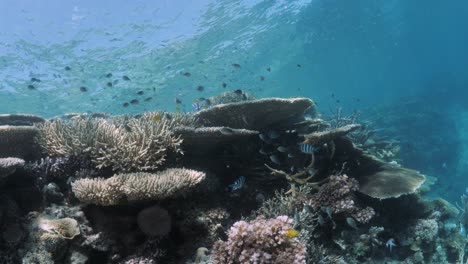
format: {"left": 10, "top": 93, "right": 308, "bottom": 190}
{"left": 1, "top": 1, "right": 468, "bottom": 197}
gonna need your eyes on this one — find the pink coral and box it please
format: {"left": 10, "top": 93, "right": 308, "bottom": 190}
{"left": 212, "top": 216, "right": 306, "bottom": 264}
{"left": 309, "top": 174, "right": 375, "bottom": 223}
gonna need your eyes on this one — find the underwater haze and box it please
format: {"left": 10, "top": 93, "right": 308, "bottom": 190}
{"left": 2, "top": 0, "right": 468, "bottom": 263}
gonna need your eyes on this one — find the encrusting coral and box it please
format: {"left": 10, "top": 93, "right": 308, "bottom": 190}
{"left": 308, "top": 174, "right": 375, "bottom": 224}
{"left": 71, "top": 168, "right": 206, "bottom": 205}
{"left": 0, "top": 114, "right": 45, "bottom": 126}
{"left": 36, "top": 112, "right": 196, "bottom": 172}
{"left": 211, "top": 215, "right": 306, "bottom": 264}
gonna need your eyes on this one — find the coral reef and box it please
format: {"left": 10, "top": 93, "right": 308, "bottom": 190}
{"left": 0, "top": 125, "right": 40, "bottom": 159}
{"left": 211, "top": 216, "right": 306, "bottom": 264}
{"left": 0, "top": 114, "right": 45, "bottom": 126}
{"left": 0, "top": 157, "right": 25, "bottom": 181}
{"left": 71, "top": 168, "right": 206, "bottom": 205}
{"left": 37, "top": 112, "right": 195, "bottom": 172}
{"left": 195, "top": 97, "right": 314, "bottom": 130}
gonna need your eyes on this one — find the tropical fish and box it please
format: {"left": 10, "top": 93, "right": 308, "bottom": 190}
{"left": 196, "top": 85, "right": 204, "bottom": 91}
{"left": 122, "top": 75, "right": 131, "bottom": 81}
{"left": 122, "top": 102, "right": 129, "bottom": 108}
{"left": 182, "top": 72, "right": 191, "bottom": 77}
{"left": 259, "top": 148, "right": 269, "bottom": 155}
{"left": 290, "top": 166, "right": 295, "bottom": 173}
{"left": 266, "top": 67, "right": 271, "bottom": 72}
{"left": 151, "top": 113, "right": 163, "bottom": 122}
{"left": 308, "top": 168, "right": 317, "bottom": 175}
{"left": 269, "top": 155, "right": 281, "bottom": 165}
{"left": 268, "top": 130, "right": 280, "bottom": 139}
{"left": 259, "top": 76, "right": 265, "bottom": 81}
{"left": 192, "top": 102, "right": 201, "bottom": 111}
{"left": 460, "top": 223, "right": 466, "bottom": 237}
{"left": 137, "top": 91, "right": 144, "bottom": 95}
{"left": 130, "top": 99, "right": 139, "bottom": 105}
{"left": 220, "top": 127, "right": 234, "bottom": 136}
{"left": 79, "top": 86, "right": 88, "bottom": 92}
{"left": 259, "top": 134, "right": 271, "bottom": 143}
{"left": 287, "top": 153, "right": 295, "bottom": 158}
{"left": 175, "top": 106, "right": 181, "bottom": 111}
{"left": 228, "top": 176, "right": 245, "bottom": 191}
{"left": 64, "top": 66, "right": 71, "bottom": 71}
{"left": 27, "top": 84, "right": 36, "bottom": 90}
{"left": 113, "top": 79, "right": 119, "bottom": 85}
{"left": 346, "top": 217, "right": 358, "bottom": 230}
{"left": 105, "top": 73, "right": 113, "bottom": 78}
{"left": 322, "top": 207, "right": 333, "bottom": 219}
{"left": 299, "top": 144, "right": 315, "bottom": 154}
{"left": 386, "top": 238, "right": 396, "bottom": 252}
{"left": 232, "top": 63, "right": 241, "bottom": 69}
{"left": 234, "top": 89, "right": 243, "bottom": 95}
{"left": 30, "top": 77, "right": 41, "bottom": 82}
{"left": 106, "top": 82, "right": 113, "bottom": 87}
{"left": 277, "top": 146, "right": 288, "bottom": 153}
{"left": 297, "top": 64, "right": 302, "bottom": 68}
{"left": 222, "top": 82, "right": 227, "bottom": 88}
{"left": 317, "top": 215, "right": 326, "bottom": 226}
{"left": 144, "top": 97, "right": 153, "bottom": 102}
{"left": 175, "top": 98, "right": 182, "bottom": 104}
{"left": 285, "top": 229, "right": 299, "bottom": 238}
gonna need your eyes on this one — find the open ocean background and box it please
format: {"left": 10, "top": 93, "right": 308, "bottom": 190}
{"left": 1, "top": 0, "right": 468, "bottom": 201}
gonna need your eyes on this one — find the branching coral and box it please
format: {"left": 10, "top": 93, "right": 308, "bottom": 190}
{"left": 71, "top": 168, "right": 206, "bottom": 205}
{"left": 308, "top": 174, "right": 375, "bottom": 224}
{"left": 211, "top": 216, "right": 306, "bottom": 264}
{"left": 37, "top": 112, "right": 196, "bottom": 172}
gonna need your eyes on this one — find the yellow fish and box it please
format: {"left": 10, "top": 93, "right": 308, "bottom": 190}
{"left": 193, "top": 98, "right": 199, "bottom": 103}
{"left": 285, "top": 229, "right": 299, "bottom": 238}
{"left": 175, "top": 106, "right": 181, "bottom": 111}
{"left": 151, "top": 113, "right": 162, "bottom": 122}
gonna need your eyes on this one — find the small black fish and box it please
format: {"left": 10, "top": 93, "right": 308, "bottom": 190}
{"left": 144, "top": 97, "right": 153, "bottom": 102}
{"left": 79, "top": 86, "right": 88, "bottom": 92}
{"left": 27, "top": 84, "right": 35, "bottom": 90}
{"left": 130, "top": 99, "right": 139, "bottom": 105}
{"left": 259, "top": 76, "right": 265, "bottom": 81}
{"left": 30, "top": 77, "right": 41, "bottom": 82}
{"left": 123, "top": 102, "right": 129, "bottom": 107}
{"left": 232, "top": 63, "right": 241, "bottom": 69}
{"left": 196, "top": 85, "right": 204, "bottom": 92}
{"left": 234, "top": 89, "right": 243, "bottom": 95}
{"left": 105, "top": 73, "right": 113, "bottom": 78}
{"left": 182, "top": 72, "right": 191, "bottom": 77}
{"left": 106, "top": 82, "right": 113, "bottom": 87}
{"left": 222, "top": 82, "right": 227, "bottom": 88}
{"left": 64, "top": 66, "right": 71, "bottom": 71}
{"left": 137, "top": 91, "right": 144, "bottom": 95}
{"left": 267, "top": 67, "right": 271, "bottom": 72}
{"left": 297, "top": 64, "right": 302, "bottom": 68}
{"left": 336, "top": 99, "right": 340, "bottom": 103}
{"left": 331, "top": 93, "right": 335, "bottom": 98}
{"left": 122, "top": 75, "right": 130, "bottom": 81}
{"left": 175, "top": 98, "right": 182, "bottom": 104}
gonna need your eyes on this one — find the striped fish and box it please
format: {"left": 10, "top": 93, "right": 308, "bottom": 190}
{"left": 228, "top": 176, "right": 246, "bottom": 191}
{"left": 299, "top": 143, "right": 315, "bottom": 154}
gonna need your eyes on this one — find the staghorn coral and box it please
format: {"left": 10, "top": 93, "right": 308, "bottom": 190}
{"left": 71, "top": 168, "right": 206, "bottom": 205}
{"left": 309, "top": 174, "right": 375, "bottom": 224}
{"left": 211, "top": 215, "right": 306, "bottom": 264}
{"left": 37, "top": 112, "right": 196, "bottom": 172}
